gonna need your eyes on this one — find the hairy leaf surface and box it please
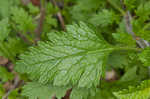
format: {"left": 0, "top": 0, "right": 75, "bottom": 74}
{"left": 16, "top": 22, "right": 114, "bottom": 88}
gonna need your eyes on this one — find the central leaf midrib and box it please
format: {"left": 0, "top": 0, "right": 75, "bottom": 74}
{"left": 28, "top": 47, "right": 114, "bottom": 66}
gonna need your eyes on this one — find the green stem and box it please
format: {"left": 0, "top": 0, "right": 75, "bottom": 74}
{"left": 114, "top": 46, "right": 142, "bottom": 52}
{"left": 40, "top": 0, "right": 46, "bottom": 7}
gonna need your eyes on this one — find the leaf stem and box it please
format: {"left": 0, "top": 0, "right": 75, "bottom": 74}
{"left": 113, "top": 46, "right": 142, "bottom": 52}
{"left": 50, "top": 0, "right": 66, "bottom": 30}
{"left": 35, "top": 0, "right": 46, "bottom": 42}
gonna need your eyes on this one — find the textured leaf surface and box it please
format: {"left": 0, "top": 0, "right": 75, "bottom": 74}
{"left": 22, "top": 82, "right": 69, "bottom": 99}
{"left": 23, "top": 83, "right": 95, "bottom": 99}
{"left": 114, "top": 80, "right": 150, "bottom": 99}
{"left": 16, "top": 22, "right": 114, "bottom": 88}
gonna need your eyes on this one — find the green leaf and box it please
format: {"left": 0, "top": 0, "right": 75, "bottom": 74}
{"left": 107, "top": 51, "right": 130, "bottom": 69}
{"left": 119, "top": 66, "right": 138, "bottom": 82}
{"left": 0, "top": 0, "right": 10, "bottom": 18}
{"left": 0, "top": 38, "right": 27, "bottom": 62}
{"left": 8, "top": 88, "right": 26, "bottom": 99}
{"left": 116, "top": 19, "right": 127, "bottom": 34}
{"left": 112, "top": 33, "right": 136, "bottom": 47}
{"left": 16, "top": 22, "right": 115, "bottom": 88}
{"left": 124, "top": 0, "right": 136, "bottom": 10}
{"left": 0, "top": 0, "right": 20, "bottom": 18}
{"left": 70, "top": 87, "right": 95, "bottom": 99}
{"left": 0, "top": 18, "right": 10, "bottom": 41}
{"left": 27, "top": 3, "right": 40, "bottom": 15}
{"left": 11, "top": 6, "right": 36, "bottom": 33}
{"left": 114, "top": 80, "right": 150, "bottom": 99}
{"left": 113, "top": 19, "right": 136, "bottom": 47}
{"left": 43, "top": 15, "right": 58, "bottom": 33}
{"left": 89, "top": 89, "right": 116, "bottom": 99}
{"left": 138, "top": 47, "right": 150, "bottom": 66}
{"left": 132, "top": 1, "right": 150, "bottom": 41}
{"left": 23, "top": 83, "right": 96, "bottom": 99}
{"left": 133, "top": 19, "right": 150, "bottom": 42}
{"left": 0, "top": 66, "right": 14, "bottom": 82}
{"left": 45, "top": 2, "right": 58, "bottom": 14}
{"left": 0, "top": 84, "right": 5, "bottom": 98}
{"left": 22, "top": 82, "right": 69, "bottom": 99}
{"left": 136, "top": 1, "right": 150, "bottom": 21}
{"left": 71, "top": 0, "right": 105, "bottom": 21}
{"left": 89, "top": 9, "right": 117, "bottom": 27}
